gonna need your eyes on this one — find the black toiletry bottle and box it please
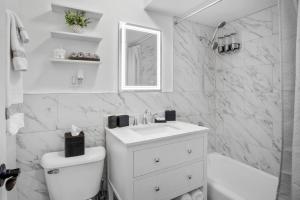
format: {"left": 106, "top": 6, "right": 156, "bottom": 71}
{"left": 117, "top": 115, "right": 129, "bottom": 127}
{"left": 108, "top": 115, "right": 118, "bottom": 129}
{"left": 165, "top": 110, "right": 176, "bottom": 121}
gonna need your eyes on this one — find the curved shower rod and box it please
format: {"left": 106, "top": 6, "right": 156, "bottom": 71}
{"left": 174, "top": 0, "right": 223, "bottom": 25}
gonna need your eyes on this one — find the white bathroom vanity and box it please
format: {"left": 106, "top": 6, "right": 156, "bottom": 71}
{"left": 106, "top": 121, "right": 208, "bottom": 200}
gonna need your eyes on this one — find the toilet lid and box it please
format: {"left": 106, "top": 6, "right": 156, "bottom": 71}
{"left": 41, "top": 146, "right": 106, "bottom": 169}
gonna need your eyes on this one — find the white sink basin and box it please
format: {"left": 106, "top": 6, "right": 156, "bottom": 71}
{"left": 131, "top": 124, "right": 181, "bottom": 136}
{"left": 106, "top": 121, "right": 209, "bottom": 146}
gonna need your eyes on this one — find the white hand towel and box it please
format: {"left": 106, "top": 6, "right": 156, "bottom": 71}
{"left": 8, "top": 10, "right": 28, "bottom": 71}
{"left": 12, "top": 12, "right": 30, "bottom": 43}
{"left": 5, "top": 10, "right": 27, "bottom": 135}
{"left": 190, "top": 189, "right": 204, "bottom": 200}
{"left": 176, "top": 193, "right": 193, "bottom": 200}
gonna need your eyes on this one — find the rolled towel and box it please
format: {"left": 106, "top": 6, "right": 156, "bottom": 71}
{"left": 176, "top": 193, "right": 193, "bottom": 200}
{"left": 190, "top": 189, "right": 204, "bottom": 200}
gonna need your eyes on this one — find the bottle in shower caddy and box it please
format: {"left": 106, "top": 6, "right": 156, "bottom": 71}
{"left": 230, "top": 33, "right": 241, "bottom": 52}
{"left": 224, "top": 34, "right": 232, "bottom": 53}
{"left": 217, "top": 36, "right": 225, "bottom": 54}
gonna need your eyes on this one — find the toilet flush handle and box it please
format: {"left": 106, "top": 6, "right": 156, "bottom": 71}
{"left": 48, "top": 169, "right": 59, "bottom": 175}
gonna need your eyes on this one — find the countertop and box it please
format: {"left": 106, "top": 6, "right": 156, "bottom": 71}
{"left": 105, "top": 121, "right": 209, "bottom": 146}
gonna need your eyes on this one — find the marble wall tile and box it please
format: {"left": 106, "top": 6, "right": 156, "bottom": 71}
{"left": 173, "top": 21, "right": 215, "bottom": 92}
{"left": 242, "top": 35, "right": 280, "bottom": 66}
{"left": 215, "top": 60, "right": 246, "bottom": 93}
{"left": 228, "top": 7, "right": 273, "bottom": 42}
{"left": 20, "top": 94, "right": 58, "bottom": 133}
{"left": 57, "top": 94, "right": 106, "bottom": 129}
{"left": 17, "top": 169, "right": 49, "bottom": 200}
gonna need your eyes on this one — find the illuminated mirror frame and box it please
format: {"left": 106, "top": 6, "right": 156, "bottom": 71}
{"left": 119, "top": 22, "right": 162, "bottom": 91}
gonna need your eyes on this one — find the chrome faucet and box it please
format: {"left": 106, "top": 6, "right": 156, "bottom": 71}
{"left": 142, "top": 109, "right": 151, "bottom": 124}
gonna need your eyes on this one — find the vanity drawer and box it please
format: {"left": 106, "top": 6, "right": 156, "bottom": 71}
{"left": 134, "top": 137, "right": 204, "bottom": 177}
{"left": 134, "top": 161, "right": 204, "bottom": 200}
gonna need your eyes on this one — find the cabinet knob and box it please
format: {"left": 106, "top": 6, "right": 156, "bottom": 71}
{"left": 154, "top": 158, "right": 160, "bottom": 163}
{"left": 187, "top": 149, "right": 192, "bottom": 154}
{"left": 187, "top": 175, "right": 192, "bottom": 180}
{"left": 154, "top": 186, "right": 160, "bottom": 192}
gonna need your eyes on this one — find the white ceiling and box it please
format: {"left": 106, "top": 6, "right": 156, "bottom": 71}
{"left": 145, "top": 0, "right": 277, "bottom": 26}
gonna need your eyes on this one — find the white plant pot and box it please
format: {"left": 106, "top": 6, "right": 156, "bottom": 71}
{"left": 70, "top": 25, "right": 83, "bottom": 33}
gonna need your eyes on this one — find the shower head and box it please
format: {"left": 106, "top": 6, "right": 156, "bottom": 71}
{"left": 217, "top": 21, "right": 226, "bottom": 29}
{"left": 212, "top": 42, "right": 219, "bottom": 50}
{"left": 210, "top": 21, "right": 226, "bottom": 50}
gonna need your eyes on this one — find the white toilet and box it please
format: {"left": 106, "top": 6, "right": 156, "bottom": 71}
{"left": 41, "top": 146, "right": 106, "bottom": 200}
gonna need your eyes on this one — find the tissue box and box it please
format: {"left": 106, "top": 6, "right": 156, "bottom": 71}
{"left": 64, "top": 132, "right": 85, "bottom": 157}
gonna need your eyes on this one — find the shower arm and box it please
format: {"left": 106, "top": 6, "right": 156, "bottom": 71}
{"left": 210, "top": 28, "right": 219, "bottom": 45}
{"left": 174, "top": 0, "right": 223, "bottom": 25}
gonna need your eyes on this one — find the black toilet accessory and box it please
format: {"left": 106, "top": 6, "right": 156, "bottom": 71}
{"left": 0, "top": 164, "right": 20, "bottom": 191}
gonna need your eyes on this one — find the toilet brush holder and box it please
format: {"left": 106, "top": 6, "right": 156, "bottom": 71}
{"left": 64, "top": 132, "right": 85, "bottom": 157}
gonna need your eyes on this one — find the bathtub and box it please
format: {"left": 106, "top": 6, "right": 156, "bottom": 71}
{"left": 207, "top": 153, "right": 278, "bottom": 200}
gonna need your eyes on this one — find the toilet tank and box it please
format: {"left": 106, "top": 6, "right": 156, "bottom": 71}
{"left": 41, "top": 146, "right": 105, "bottom": 200}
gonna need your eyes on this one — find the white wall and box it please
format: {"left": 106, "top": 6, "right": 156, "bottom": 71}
{"left": 20, "top": 0, "right": 173, "bottom": 93}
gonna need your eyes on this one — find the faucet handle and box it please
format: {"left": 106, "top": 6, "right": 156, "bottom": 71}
{"left": 133, "top": 116, "right": 138, "bottom": 126}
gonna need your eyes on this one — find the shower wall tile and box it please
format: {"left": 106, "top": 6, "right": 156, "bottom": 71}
{"left": 215, "top": 5, "right": 281, "bottom": 176}
{"left": 242, "top": 36, "right": 279, "bottom": 66}
{"left": 229, "top": 7, "right": 273, "bottom": 42}
{"left": 173, "top": 20, "right": 215, "bottom": 93}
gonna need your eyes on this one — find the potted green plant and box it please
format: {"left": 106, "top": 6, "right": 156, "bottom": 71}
{"left": 65, "top": 10, "right": 91, "bottom": 33}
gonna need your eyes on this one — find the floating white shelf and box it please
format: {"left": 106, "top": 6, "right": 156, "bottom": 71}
{"left": 51, "top": 59, "right": 101, "bottom": 65}
{"left": 51, "top": 2, "right": 103, "bottom": 20}
{"left": 51, "top": 31, "right": 102, "bottom": 42}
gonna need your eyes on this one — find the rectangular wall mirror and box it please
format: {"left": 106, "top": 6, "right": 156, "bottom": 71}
{"left": 119, "top": 22, "right": 161, "bottom": 91}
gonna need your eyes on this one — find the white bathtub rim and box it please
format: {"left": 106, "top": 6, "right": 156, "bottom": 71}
{"left": 208, "top": 153, "right": 278, "bottom": 182}
{"left": 208, "top": 179, "right": 246, "bottom": 200}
